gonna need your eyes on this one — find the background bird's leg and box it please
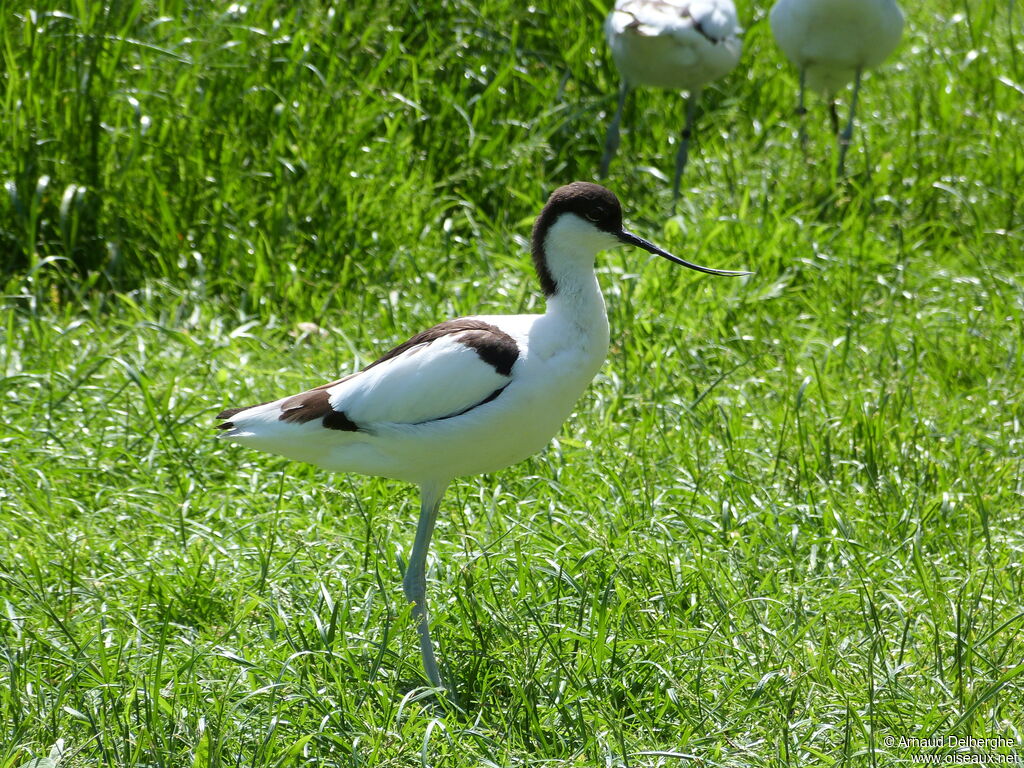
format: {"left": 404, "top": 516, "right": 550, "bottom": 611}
{"left": 672, "top": 89, "right": 702, "bottom": 207}
{"left": 828, "top": 99, "right": 840, "bottom": 137}
{"left": 599, "top": 81, "right": 630, "bottom": 179}
{"left": 403, "top": 481, "right": 456, "bottom": 703}
{"left": 836, "top": 68, "right": 863, "bottom": 177}
{"left": 797, "top": 68, "right": 808, "bottom": 149}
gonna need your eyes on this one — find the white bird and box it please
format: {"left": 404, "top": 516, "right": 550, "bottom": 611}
{"left": 215, "top": 182, "right": 748, "bottom": 702}
{"left": 600, "top": 0, "right": 743, "bottom": 202}
{"left": 770, "top": 0, "right": 904, "bottom": 174}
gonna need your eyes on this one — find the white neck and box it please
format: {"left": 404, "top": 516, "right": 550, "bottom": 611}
{"left": 540, "top": 216, "right": 614, "bottom": 341}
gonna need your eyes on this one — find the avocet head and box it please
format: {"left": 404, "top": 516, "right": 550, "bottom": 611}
{"left": 531, "top": 182, "right": 749, "bottom": 296}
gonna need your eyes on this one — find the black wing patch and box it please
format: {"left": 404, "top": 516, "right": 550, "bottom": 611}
{"left": 216, "top": 374, "right": 359, "bottom": 431}
{"left": 278, "top": 387, "right": 359, "bottom": 431}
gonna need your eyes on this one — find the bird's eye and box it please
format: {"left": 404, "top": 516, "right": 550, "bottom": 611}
{"left": 585, "top": 210, "right": 603, "bottom": 222}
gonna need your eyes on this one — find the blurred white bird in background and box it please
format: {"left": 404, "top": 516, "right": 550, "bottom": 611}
{"left": 600, "top": 0, "right": 742, "bottom": 202}
{"left": 770, "top": 0, "right": 904, "bottom": 174}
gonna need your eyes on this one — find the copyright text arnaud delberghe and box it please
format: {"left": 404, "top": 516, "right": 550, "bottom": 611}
{"left": 884, "top": 735, "right": 1020, "bottom": 764}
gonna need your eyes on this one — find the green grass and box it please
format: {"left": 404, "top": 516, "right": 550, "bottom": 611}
{"left": 2, "top": 0, "right": 1023, "bottom": 765}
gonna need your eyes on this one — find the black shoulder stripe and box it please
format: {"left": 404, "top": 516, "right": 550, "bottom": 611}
{"left": 453, "top": 329, "right": 518, "bottom": 376}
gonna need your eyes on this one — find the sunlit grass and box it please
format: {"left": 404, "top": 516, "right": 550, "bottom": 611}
{"left": 1, "top": 0, "right": 1022, "bottom": 765}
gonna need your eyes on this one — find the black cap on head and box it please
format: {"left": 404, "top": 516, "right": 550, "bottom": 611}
{"left": 538, "top": 181, "right": 623, "bottom": 234}
{"left": 531, "top": 182, "right": 624, "bottom": 295}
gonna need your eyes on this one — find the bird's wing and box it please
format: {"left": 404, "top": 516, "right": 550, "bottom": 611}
{"left": 685, "top": 0, "right": 740, "bottom": 43}
{"left": 608, "top": 0, "right": 738, "bottom": 42}
{"left": 217, "top": 318, "right": 519, "bottom": 433}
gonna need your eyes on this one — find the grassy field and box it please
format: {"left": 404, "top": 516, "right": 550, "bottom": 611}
{"left": 2, "top": 0, "right": 1023, "bottom": 765}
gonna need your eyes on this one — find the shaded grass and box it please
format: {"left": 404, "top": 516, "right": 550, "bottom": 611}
{"left": 2, "top": 0, "right": 1023, "bottom": 765}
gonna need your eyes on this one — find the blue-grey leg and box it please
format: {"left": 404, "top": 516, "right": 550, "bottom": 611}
{"left": 672, "top": 90, "right": 702, "bottom": 204}
{"left": 599, "top": 81, "right": 630, "bottom": 179}
{"left": 836, "top": 68, "right": 863, "bottom": 176}
{"left": 402, "top": 481, "right": 454, "bottom": 701}
{"left": 828, "top": 99, "right": 840, "bottom": 136}
{"left": 797, "top": 68, "right": 808, "bottom": 148}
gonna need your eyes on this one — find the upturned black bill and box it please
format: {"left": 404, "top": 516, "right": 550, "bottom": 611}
{"left": 618, "top": 230, "right": 751, "bottom": 277}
